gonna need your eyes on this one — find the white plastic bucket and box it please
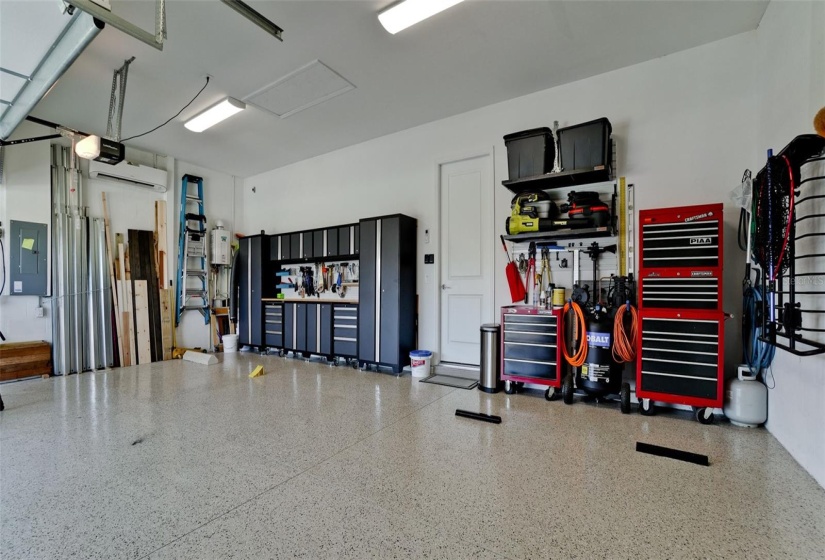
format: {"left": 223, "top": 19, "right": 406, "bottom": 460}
{"left": 410, "top": 350, "right": 432, "bottom": 378}
{"left": 223, "top": 334, "right": 239, "bottom": 353}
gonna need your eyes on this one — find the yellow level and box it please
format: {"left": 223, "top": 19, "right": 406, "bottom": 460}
{"left": 618, "top": 177, "right": 627, "bottom": 277}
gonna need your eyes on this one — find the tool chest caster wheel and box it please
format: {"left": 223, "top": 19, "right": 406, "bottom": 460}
{"left": 639, "top": 398, "right": 655, "bottom": 416}
{"left": 561, "top": 375, "right": 574, "bottom": 404}
{"left": 504, "top": 381, "right": 517, "bottom": 395}
{"left": 544, "top": 387, "right": 557, "bottom": 401}
{"left": 620, "top": 383, "right": 631, "bottom": 414}
{"left": 695, "top": 407, "right": 714, "bottom": 425}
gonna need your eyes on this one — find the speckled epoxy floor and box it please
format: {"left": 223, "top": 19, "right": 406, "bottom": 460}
{"left": 1, "top": 354, "right": 823, "bottom": 559}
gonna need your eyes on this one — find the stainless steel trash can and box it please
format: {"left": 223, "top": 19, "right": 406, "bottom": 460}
{"left": 480, "top": 323, "right": 501, "bottom": 393}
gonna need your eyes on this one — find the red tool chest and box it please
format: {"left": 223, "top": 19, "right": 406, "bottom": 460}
{"left": 500, "top": 306, "right": 562, "bottom": 390}
{"left": 637, "top": 203, "right": 725, "bottom": 412}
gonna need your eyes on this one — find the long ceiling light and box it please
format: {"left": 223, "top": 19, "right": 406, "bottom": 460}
{"left": 184, "top": 97, "right": 246, "bottom": 132}
{"left": 378, "top": 0, "right": 464, "bottom": 34}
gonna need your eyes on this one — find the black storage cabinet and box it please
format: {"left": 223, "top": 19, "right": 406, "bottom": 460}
{"left": 237, "top": 234, "right": 270, "bottom": 348}
{"left": 503, "top": 127, "right": 554, "bottom": 180}
{"left": 358, "top": 214, "right": 417, "bottom": 374}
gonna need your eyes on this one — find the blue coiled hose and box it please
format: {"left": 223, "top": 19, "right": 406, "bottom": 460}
{"left": 742, "top": 284, "right": 775, "bottom": 376}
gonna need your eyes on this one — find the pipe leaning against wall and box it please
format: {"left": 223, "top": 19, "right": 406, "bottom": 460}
{"left": 51, "top": 145, "right": 113, "bottom": 375}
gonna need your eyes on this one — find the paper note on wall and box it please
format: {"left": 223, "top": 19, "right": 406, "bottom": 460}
{"left": 22, "top": 238, "right": 35, "bottom": 250}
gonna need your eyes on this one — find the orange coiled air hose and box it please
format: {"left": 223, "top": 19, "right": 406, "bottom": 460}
{"left": 561, "top": 301, "right": 588, "bottom": 367}
{"left": 612, "top": 302, "right": 638, "bottom": 363}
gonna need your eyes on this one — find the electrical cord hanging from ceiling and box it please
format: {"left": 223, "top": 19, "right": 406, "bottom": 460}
{"left": 120, "top": 76, "right": 210, "bottom": 142}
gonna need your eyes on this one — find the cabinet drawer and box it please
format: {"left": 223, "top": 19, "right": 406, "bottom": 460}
{"left": 502, "top": 358, "right": 557, "bottom": 380}
{"left": 334, "top": 326, "right": 358, "bottom": 339}
{"left": 503, "top": 342, "right": 557, "bottom": 363}
{"left": 265, "top": 332, "right": 283, "bottom": 347}
{"left": 334, "top": 339, "right": 358, "bottom": 357}
{"left": 503, "top": 330, "right": 557, "bottom": 345}
{"left": 503, "top": 314, "right": 556, "bottom": 325}
{"left": 333, "top": 306, "right": 358, "bottom": 317}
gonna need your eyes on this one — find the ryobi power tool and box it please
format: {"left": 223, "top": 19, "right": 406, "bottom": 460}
{"left": 505, "top": 192, "right": 559, "bottom": 235}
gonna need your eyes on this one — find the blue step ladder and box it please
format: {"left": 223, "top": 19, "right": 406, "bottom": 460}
{"left": 175, "top": 174, "right": 210, "bottom": 326}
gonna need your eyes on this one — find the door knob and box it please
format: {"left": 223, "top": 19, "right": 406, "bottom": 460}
{"left": 441, "top": 284, "right": 451, "bottom": 290}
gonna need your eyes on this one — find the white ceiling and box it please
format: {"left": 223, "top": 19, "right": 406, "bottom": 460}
{"left": 11, "top": 0, "right": 768, "bottom": 177}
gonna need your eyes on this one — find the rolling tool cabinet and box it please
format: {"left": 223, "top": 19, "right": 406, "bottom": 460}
{"left": 637, "top": 203, "right": 724, "bottom": 422}
{"left": 500, "top": 306, "right": 562, "bottom": 400}
{"left": 264, "top": 302, "right": 283, "bottom": 348}
{"left": 332, "top": 304, "right": 359, "bottom": 359}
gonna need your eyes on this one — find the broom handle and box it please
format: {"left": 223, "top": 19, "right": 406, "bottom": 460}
{"left": 500, "top": 235, "right": 512, "bottom": 263}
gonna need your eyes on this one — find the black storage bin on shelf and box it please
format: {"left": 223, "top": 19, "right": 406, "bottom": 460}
{"left": 503, "top": 127, "right": 555, "bottom": 180}
{"left": 557, "top": 117, "right": 612, "bottom": 173}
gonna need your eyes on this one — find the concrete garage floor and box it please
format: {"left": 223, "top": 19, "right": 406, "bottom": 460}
{"left": 1, "top": 354, "right": 823, "bottom": 559}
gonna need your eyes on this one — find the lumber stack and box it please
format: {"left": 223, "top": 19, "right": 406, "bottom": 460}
{"left": 102, "top": 193, "right": 173, "bottom": 366}
{"left": 0, "top": 341, "right": 52, "bottom": 381}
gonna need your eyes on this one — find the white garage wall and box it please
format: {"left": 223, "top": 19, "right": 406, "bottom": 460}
{"left": 240, "top": 30, "right": 757, "bottom": 378}
{"left": 755, "top": 1, "right": 825, "bottom": 488}
{"left": 0, "top": 121, "right": 52, "bottom": 342}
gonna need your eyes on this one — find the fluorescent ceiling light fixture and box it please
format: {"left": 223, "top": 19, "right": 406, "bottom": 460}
{"left": 75, "top": 134, "right": 101, "bottom": 159}
{"left": 378, "top": 0, "right": 464, "bottom": 34}
{"left": 184, "top": 97, "right": 246, "bottom": 132}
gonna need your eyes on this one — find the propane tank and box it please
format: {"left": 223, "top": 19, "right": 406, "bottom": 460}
{"left": 724, "top": 367, "right": 768, "bottom": 427}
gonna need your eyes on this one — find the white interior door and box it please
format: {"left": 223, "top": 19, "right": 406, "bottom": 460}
{"left": 439, "top": 153, "right": 494, "bottom": 365}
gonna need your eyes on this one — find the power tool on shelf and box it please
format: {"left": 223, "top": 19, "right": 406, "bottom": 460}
{"left": 505, "top": 191, "right": 559, "bottom": 235}
{"left": 559, "top": 191, "right": 611, "bottom": 227}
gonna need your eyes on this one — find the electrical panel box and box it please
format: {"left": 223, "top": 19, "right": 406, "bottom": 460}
{"left": 9, "top": 220, "right": 48, "bottom": 296}
{"left": 210, "top": 228, "right": 231, "bottom": 265}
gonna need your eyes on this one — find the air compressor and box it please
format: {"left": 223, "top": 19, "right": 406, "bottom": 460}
{"left": 576, "top": 305, "right": 623, "bottom": 397}
{"left": 559, "top": 275, "right": 636, "bottom": 413}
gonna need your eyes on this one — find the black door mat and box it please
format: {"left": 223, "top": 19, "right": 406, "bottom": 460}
{"left": 419, "top": 374, "right": 479, "bottom": 390}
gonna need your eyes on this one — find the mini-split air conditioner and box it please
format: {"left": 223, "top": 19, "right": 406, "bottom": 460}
{"left": 89, "top": 159, "right": 168, "bottom": 192}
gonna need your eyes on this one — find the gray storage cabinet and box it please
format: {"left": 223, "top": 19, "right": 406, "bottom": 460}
{"left": 238, "top": 234, "right": 270, "bottom": 348}
{"left": 358, "top": 214, "right": 417, "bottom": 374}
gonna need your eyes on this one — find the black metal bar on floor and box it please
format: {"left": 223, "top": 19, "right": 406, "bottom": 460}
{"left": 636, "top": 442, "right": 709, "bottom": 466}
{"left": 455, "top": 410, "right": 502, "bottom": 424}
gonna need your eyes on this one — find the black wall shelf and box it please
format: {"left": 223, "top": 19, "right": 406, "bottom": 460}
{"left": 502, "top": 226, "right": 614, "bottom": 244}
{"left": 502, "top": 167, "right": 612, "bottom": 194}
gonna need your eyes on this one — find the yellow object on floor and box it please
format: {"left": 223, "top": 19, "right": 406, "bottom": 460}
{"left": 249, "top": 365, "right": 265, "bottom": 378}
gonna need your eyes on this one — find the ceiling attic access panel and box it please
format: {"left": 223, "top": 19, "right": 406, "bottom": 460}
{"left": 244, "top": 60, "right": 355, "bottom": 119}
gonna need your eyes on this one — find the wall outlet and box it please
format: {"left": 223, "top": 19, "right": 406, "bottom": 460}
{"left": 35, "top": 306, "right": 44, "bottom": 318}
